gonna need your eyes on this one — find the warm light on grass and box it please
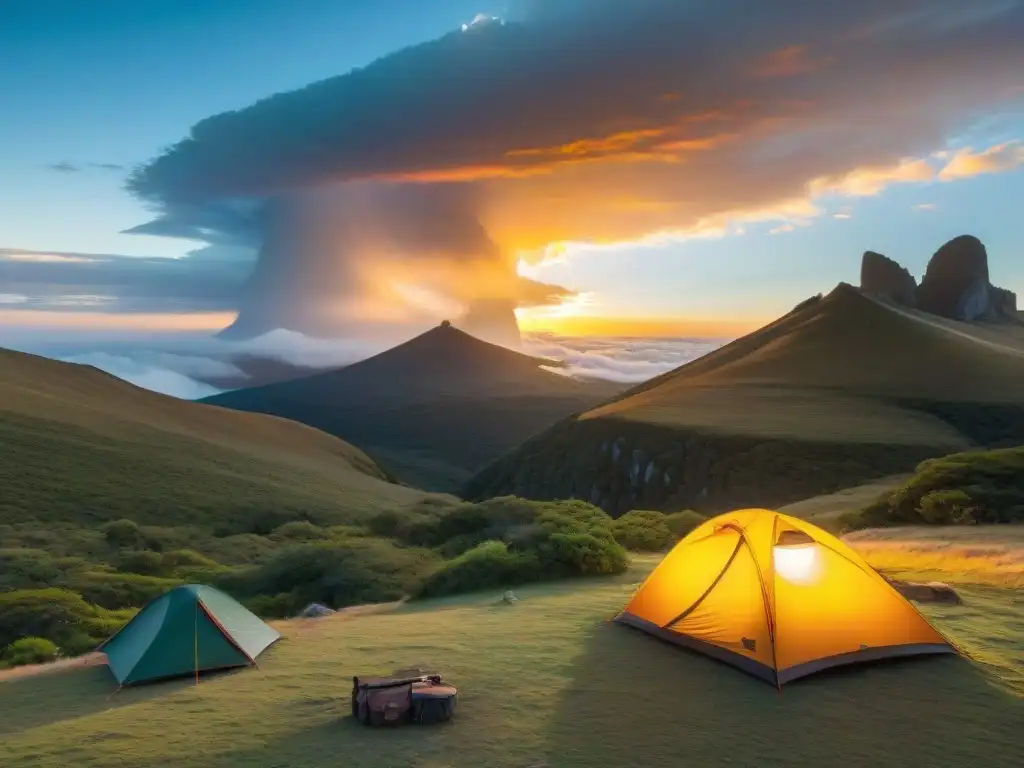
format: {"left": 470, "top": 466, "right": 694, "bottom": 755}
{"left": 849, "top": 540, "right": 1024, "bottom": 588}
{"left": 1, "top": 558, "right": 1020, "bottom": 767}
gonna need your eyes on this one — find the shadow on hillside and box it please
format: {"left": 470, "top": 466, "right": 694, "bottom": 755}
{"left": 541, "top": 622, "right": 1024, "bottom": 768}
{"left": 0, "top": 663, "right": 245, "bottom": 737}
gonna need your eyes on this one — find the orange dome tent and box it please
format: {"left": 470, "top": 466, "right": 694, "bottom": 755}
{"left": 615, "top": 509, "right": 958, "bottom": 686}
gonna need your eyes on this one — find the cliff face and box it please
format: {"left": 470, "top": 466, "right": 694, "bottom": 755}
{"left": 991, "top": 286, "right": 1018, "bottom": 319}
{"left": 860, "top": 251, "right": 917, "bottom": 306}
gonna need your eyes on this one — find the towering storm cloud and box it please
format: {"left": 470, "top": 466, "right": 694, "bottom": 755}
{"left": 126, "top": 0, "right": 1024, "bottom": 340}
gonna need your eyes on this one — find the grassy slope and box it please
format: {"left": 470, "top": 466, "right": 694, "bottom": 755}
{"left": 778, "top": 474, "right": 911, "bottom": 523}
{"left": 2, "top": 557, "right": 1021, "bottom": 768}
{"left": 0, "top": 347, "right": 426, "bottom": 529}
{"left": 203, "top": 324, "right": 619, "bottom": 493}
{"left": 466, "top": 285, "right": 1024, "bottom": 514}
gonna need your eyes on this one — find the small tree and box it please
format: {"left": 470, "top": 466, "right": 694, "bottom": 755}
{"left": 1, "top": 637, "right": 60, "bottom": 668}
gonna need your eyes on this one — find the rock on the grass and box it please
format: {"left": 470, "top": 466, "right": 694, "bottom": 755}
{"left": 502, "top": 590, "right": 519, "bottom": 604}
{"left": 298, "top": 602, "right": 336, "bottom": 618}
{"left": 886, "top": 579, "right": 963, "bottom": 605}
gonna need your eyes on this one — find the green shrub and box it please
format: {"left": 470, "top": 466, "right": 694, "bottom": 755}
{"left": 1, "top": 636, "right": 60, "bottom": 668}
{"left": 204, "top": 533, "right": 277, "bottom": 564}
{"left": 161, "top": 549, "right": 218, "bottom": 570}
{"left": 270, "top": 521, "right": 325, "bottom": 542}
{"left": 663, "top": 510, "right": 706, "bottom": 539}
{"left": 918, "top": 490, "right": 977, "bottom": 524}
{"left": 221, "top": 538, "right": 440, "bottom": 617}
{"left": 416, "top": 541, "right": 540, "bottom": 598}
{"left": 610, "top": 511, "right": 674, "bottom": 551}
{"left": 0, "top": 588, "right": 128, "bottom": 652}
{"left": 116, "top": 549, "right": 166, "bottom": 576}
{"left": 63, "top": 571, "right": 180, "bottom": 610}
{"left": 843, "top": 447, "right": 1024, "bottom": 529}
{"left": 0, "top": 549, "right": 64, "bottom": 590}
{"left": 101, "top": 519, "right": 142, "bottom": 549}
{"left": 417, "top": 525, "right": 628, "bottom": 599}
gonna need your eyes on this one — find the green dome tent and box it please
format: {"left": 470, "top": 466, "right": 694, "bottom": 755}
{"left": 98, "top": 584, "right": 280, "bottom": 686}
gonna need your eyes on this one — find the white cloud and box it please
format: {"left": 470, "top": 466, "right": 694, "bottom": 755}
{"left": 0, "top": 294, "right": 28, "bottom": 304}
{"left": 62, "top": 352, "right": 226, "bottom": 400}
{"left": 523, "top": 333, "right": 724, "bottom": 383}
{"left": 229, "top": 329, "right": 384, "bottom": 368}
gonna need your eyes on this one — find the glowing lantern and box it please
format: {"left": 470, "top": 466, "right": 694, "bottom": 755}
{"left": 773, "top": 529, "right": 821, "bottom": 585}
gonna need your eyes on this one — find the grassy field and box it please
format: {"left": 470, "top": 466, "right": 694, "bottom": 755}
{"left": 0, "top": 346, "right": 429, "bottom": 530}
{"left": 847, "top": 525, "right": 1024, "bottom": 588}
{"left": 203, "top": 323, "right": 619, "bottom": 493}
{"left": 1, "top": 555, "right": 1021, "bottom": 768}
{"left": 467, "top": 285, "right": 1024, "bottom": 515}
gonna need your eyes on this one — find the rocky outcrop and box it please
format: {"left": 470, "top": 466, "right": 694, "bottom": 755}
{"left": 860, "top": 251, "right": 917, "bottom": 306}
{"left": 916, "top": 235, "right": 994, "bottom": 321}
{"left": 298, "top": 603, "right": 336, "bottom": 618}
{"left": 991, "top": 286, "right": 1018, "bottom": 319}
{"left": 885, "top": 579, "right": 963, "bottom": 605}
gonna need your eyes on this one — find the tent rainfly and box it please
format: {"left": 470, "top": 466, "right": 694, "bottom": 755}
{"left": 615, "top": 509, "right": 958, "bottom": 686}
{"left": 98, "top": 584, "right": 280, "bottom": 686}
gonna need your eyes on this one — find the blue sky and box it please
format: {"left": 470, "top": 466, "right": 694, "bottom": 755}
{"left": 2, "top": 0, "right": 1023, "bottom": 336}
{"left": 0, "top": 0, "right": 492, "bottom": 257}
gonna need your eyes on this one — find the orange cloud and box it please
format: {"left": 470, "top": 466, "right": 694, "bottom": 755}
{"left": 753, "top": 45, "right": 829, "bottom": 78}
{"left": 937, "top": 141, "right": 1024, "bottom": 180}
{"left": 655, "top": 132, "right": 741, "bottom": 152}
{"left": 0, "top": 310, "right": 236, "bottom": 332}
{"left": 809, "top": 157, "right": 935, "bottom": 197}
{"left": 379, "top": 163, "right": 553, "bottom": 183}
{"left": 506, "top": 128, "right": 667, "bottom": 159}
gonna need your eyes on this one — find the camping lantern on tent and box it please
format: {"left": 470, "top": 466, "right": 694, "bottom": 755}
{"left": 615, "top": 509, "right": 958, "bottom": 687}
{"left": 772, "top": 529, "right": 821, "bottom": 585}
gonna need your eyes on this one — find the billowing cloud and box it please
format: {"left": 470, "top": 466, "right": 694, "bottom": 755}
{"left": 938, "top": 140, "right": 1024, "bottom": 180}
{"left": 118, "top": 0, "right": 1024, "bottom": 338}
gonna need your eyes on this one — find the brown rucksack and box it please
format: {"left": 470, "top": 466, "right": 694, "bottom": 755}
{"left": 351, "top": 674, "right": 458, "bottom": 726}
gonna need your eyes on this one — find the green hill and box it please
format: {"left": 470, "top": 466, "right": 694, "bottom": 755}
{"left": 2, "top": 562, "right": 1021, "bottom": 768}
{"left": 0, "top": 346, "right": 426, "bottom": 531}
{"left": 202, "top": 322, "right": 620, "bottom": 492}
{"left": 466, "top": 284, "right": 1024, "bottom": 515}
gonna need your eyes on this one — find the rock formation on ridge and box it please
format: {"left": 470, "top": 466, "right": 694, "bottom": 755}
{"left": 860, "top": 251, "right": 917, "bottom": 306}
{"left": 916, "top": 235, "right": 993, "bottom": 321}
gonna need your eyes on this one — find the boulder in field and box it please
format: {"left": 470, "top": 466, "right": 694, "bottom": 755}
{"left": 886, "top": 579, "right": 963, "bottom": 605}
{"left": 298, "top": 603, "right": 336, "bottom": 618}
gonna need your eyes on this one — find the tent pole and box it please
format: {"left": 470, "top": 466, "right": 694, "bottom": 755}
{"left": 194, "top": 600, "right": 200, "bottom": 687}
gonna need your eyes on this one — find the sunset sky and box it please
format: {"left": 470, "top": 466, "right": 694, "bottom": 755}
{"left": 2, "top": 0, "right": 1023, "bottom": 340}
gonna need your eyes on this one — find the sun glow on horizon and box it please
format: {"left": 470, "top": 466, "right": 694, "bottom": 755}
{"left": 0, "top": 309, "right": 237, "bottom": 332}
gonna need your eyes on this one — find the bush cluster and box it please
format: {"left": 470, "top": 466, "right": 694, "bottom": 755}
{"left": 0, "top": 496, "right": 636, "bottom": 667}
{"left": 843, "top": 446, "right": 1024, "bottom": 529}
{"left": 413, "top": 497, "right": 629, "bottom": 597}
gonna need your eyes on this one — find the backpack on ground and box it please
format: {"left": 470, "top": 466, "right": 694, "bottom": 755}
{"left": 351, "top": 673, "right": 458, "bottom": 726}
